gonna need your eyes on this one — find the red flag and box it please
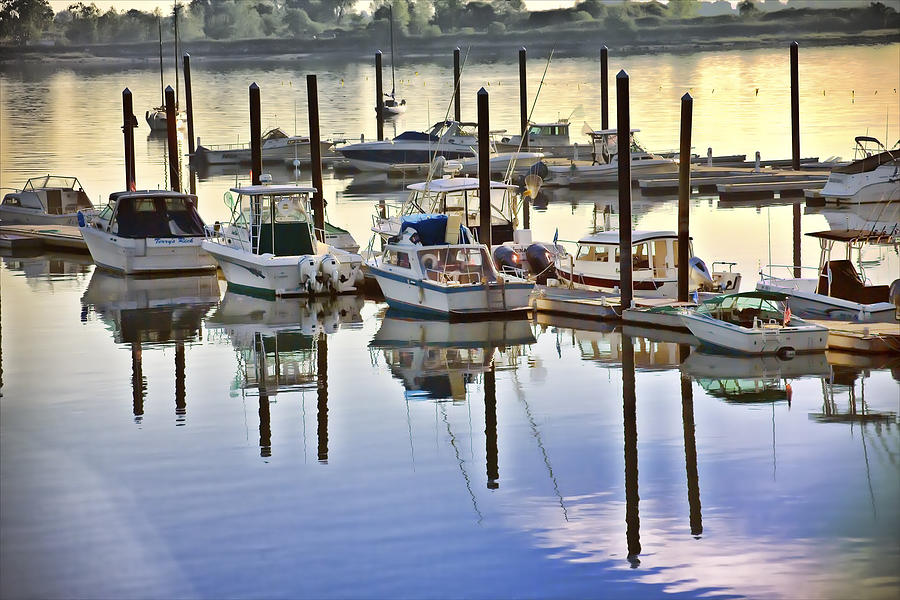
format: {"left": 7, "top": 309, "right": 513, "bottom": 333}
{"left": 784, "top": 303, "right": 791, "bottom": 325}
{"left": 129, "top": 180, "right": 136, "bottom": 192}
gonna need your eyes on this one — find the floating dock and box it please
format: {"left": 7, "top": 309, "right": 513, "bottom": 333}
{"left": 530, "top": 286, "right": 621, "bottom": 320}
{"left": 0, "top": 225, "right": 88, "bottom": 252}
{"left": 809, "top": 320, "right": 900, "bottom": 354}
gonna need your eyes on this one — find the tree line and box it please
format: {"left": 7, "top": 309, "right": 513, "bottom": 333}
{"left": 0, "top": 0, "right": 897, "bottom": 46}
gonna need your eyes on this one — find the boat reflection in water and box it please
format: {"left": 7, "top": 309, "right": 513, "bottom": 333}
{"left": 207, "top": 291, "right": 363, "bottom": 458}
{"left": 1, "top": 251, "right": 93, "bottom": 283}
{"left": 80, "top": 269, "right": 221, "bottom": 424}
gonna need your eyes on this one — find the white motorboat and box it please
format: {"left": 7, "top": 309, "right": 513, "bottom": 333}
{"left": 193, "top": 128, "right": 336, "bottom": 165}
{"left": 368, "top": 174, "right": 564, "bottom": 281}
{"left": 819, "top": 137, "right": 900, "bottom": 204}
{"left": 757, "top": 229, "right": 898, "bottom": 322}
{"left": 339, "top": 120, "right": 479, "bottom": 171}
{"left": 554, "top": 230, "right": 741, "bottom": 298}
{"left": 146, "top": 107, "right": 185, "bottom": 132}
{"left": 538, "top": 128, "right": 677, "bottom": 187}
{"left": 78, "top": 189, "right": 215, "bottom": 274}
{"left": 681, "top": 291, "right": 829, "bottom": 356}
{"left": 1, "top": 175, "right": 96, "bottom": 226}
{"left": 202, "top": 184, "right": 362, "bottom": 298}
{"left": 496, "top": 119, "right": 584, "bottom": 159}
{"left": 367, "top": 214, "right": 534, "bottom": 318}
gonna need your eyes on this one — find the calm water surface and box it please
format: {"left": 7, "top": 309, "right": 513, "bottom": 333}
{"left": 1, "top": 44, "right": 899, "bottom": 599}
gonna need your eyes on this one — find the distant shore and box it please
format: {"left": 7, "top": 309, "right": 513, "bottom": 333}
{"left": 1, "top": 27, "right": 898, "bottom": 67}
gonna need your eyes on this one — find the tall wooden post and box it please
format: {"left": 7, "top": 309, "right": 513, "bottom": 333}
{"left": 175, "top": 342, "right": 186, "bottom": 423}
{"left": 622, "top": 334, "right": 641, "bottom": 565}
{"left": 453, "top": 47, "right": 462, "bottom": 122}
{"left": 182, "top": 54, "right": 196, "bottom": 194}
{"left": 600, "top": 45, "right": 609, "bottom": 131}
{"left": 164, "top": 85, "right": 180, "bottom": 192}
{"left": 131, "top": 342, "right": 144, "bottom": 421}
{"left": 616, "top": 70, "right": 632, "bottom": 310}
{"left": 256, "top": 335, "right": 271, "bottom": 457}
{"left": 307, "top": 74, "right": 326, "bottom": 241}
{"left": 122, "top": 88, "right": 136, "bottom": 190}
{"left": 790, "top": 41, "right": 800, "bottom": 171}
{"left": 249, "top": 83, "right": 262, "bottom": 186}
{"left": 477, "top": 87, "right": 492, "bottom": 248}
{"left": 793, "top": 204, "right": 802, "bottom": 278}
{"left": 678, "top": 93, "right": 693, "bottom": 303}
{"left": 375, "top": 50, "right": 385, "bottom": 141}
{"left": 518, "top": 47, "right": 528, "bottom": 150}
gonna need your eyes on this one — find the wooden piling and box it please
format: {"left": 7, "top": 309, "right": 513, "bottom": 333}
{"left": 182, "top": 53, "right": 195, "bottom": 155}
{"left": 678, "top": 93, "right": 693, "bottom": 303}
{"left": 616, "top": 70, "right": 632, "bottom": 310}
{"left": 131, "top": 342, "right": 144, "bottom": 419}
{"left": 790, "top": 42, "right": 800, "bottom": 171}
{"left": 477, "top": 87, "right": 492, "bottom": 248}
{"left": 256, "top": 335, "right": 271, "bottom": 457}
{"left": 793, "top": 203, "right": 802, "bottom": 278}
{"left": 600, "top": 46, "right": 609, "bottom": 131}
{"left": 249, "top": 82, "right": 262, "bottom": 186}
{"left": 518, "top": 47, "right": 528, "bottom": 150}
{"left": 121, "top": 88, "right": 136, "bottom": 190}
{"left": 317, "top": 336, "right": 328, "bottom": 463}
{"left": 164, "top": 85, "right": 180, "bottom": 192}
{"left": 307, "top": 74, "right": 326, "bottom": 242}
{"left": 454, "top": 47, "right": 462, "bottom": 122}
{"left": 485, "top": 359, "right": 498, "bottom": 489}
{"left": 622, "top": 334, "right": 641, "bottom": 564}
{"left": 375, "top": 50, "right": 385, "bottom": 141}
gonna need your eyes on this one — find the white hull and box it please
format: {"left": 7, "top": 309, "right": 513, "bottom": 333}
{"left": 370, "top": 264, "right": 533, "bottom": 317}
{"left": 202, "top": 239, "right": 361, "bottom": 297}
{"left": 820, "top": 163, "right": 900, "bottom": 204}
{"left": 756, "top": 279, "right": 895, "bottom": 322}
{"left": 0, "top": 207, "right": 81, "bottom": 226}
{"left": 80, "top": 226, "right": 215, "bottom": 274}
{"left": 195, "top": 140, "right": 333, "bottom": 165}
{"left": 682, "top": 313, "right": 828, "bottom": 355}
{"left": 546, "top": 159, "right": 677, "bottom": 186}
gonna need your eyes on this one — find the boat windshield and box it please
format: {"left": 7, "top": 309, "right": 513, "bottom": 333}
{"left": 697, "top": 294, "right": 786, "bottom": 327}
{"left": 417, "top": 246, "right": 497, "bottom": 284}
{"left": 239, "top": 193, "right": 311, "bottom": 224}
{"left": 113, "top": 195, "right": 205, "bottom": 238}
{"left": 409, "top": 187, "right": 513, "bottom": 222}
{"left": 24, "top": 176, "right": 81, "bottom": 191}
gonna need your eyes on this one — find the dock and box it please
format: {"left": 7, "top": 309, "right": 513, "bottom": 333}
{"left": 716, "top": 179, "right": 827, "bottom": 200}
{"left": 530, "top": 286, "right": 621, "bottom": 320}
{"left": 0, "top": 225, "right": 88, "bottom": 252}
{"left": 809, "top": 320, "right": 900, "bottom": 354}
{"left": 638, "top": 166, "right": 831, "bottom": 196}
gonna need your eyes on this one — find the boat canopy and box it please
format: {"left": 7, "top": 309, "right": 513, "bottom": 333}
{"left": 701, "top": 290, "right": 789, "bottom": 305}
{"left": 832, "top": 149, "right": 899, "bottom": 174}
{"left": 806, "top": 228, "right": 898, "bottom": 244}
{"left": 23, "top": 175, "right": 83, "bottom": 192}
{"left": 110, "top": 191, "right": 204, "bottom": 238}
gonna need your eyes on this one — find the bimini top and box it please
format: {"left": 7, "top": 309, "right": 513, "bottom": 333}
{"left": 700, "top": 290, "right": 789, "bottom": 305}
{"left": 406, "top": 178, "right": 518, "bottom": 193}
{"left": 231, "top": 185, "right": 317, "bottom": 196}
{"left": 587, "top": 128, "right": 641, "bottom": 136}
{"left": 109, "top": 190, "right": 196, "bottom": 202}
{"left": 577, "top": 230, "right": 679, "bottom": 245}
{"left": 806, "top": 228, "right": 899, "bottom": 244}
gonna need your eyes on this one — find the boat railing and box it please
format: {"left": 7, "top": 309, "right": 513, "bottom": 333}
{"left": 712, "top": 261, "right": 737, "bottom": 272}
{"left": 199, "top": 141, "right": 251, "bottom": 152}
{"left": 206, "top": 222, "right": 252, "bottom": 253}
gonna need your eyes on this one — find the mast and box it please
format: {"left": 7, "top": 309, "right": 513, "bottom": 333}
{"left": 173, "top": 2, "right": 180, "bottom": 109}
{"left": 157, "top": 17, "right": 164, "bottom": 107}
{"left": 389, "top": 5, "right": 396, "bottom": 98}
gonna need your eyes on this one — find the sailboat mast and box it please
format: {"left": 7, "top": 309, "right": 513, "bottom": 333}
{"left": 389, "top": 5, "right": 396, "bottom": 96}
{"left": 157, "top": 18, "right": 164, "bottom": 107}
{"left": 173, "top": 2, "right": 180, "bottom": 109}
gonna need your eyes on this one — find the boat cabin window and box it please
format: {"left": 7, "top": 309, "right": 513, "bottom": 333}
{"left": 577, "top": 244, "right": 611, "bottom": 262}
{"left": 699, "top": 294, "right": 785, "bottom": 327}
{"left": 418, "top": 247, "right": 496, "bottom": 283}
{"left": 1, "top": 195, "right": 20, "bottom": 207}
{"left": 113, "top": 196, "right": 204, "bottom": 238}
{"left": 383, "top": 250, "right": 411, "bottom": 268}
{"left": 633, "top": 243, "right": 650, "bottom": 270}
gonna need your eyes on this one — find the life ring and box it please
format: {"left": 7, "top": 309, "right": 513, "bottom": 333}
{"left": 421, "top": 253, "right": 439, "bottom": 271}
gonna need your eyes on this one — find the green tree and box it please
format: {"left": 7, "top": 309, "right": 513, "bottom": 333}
{"left": 667, "top": 0, "right": 699, "bottom": 18}
{"left": 65, "top": 2, "right": 101, "bottom": 43}
{"left": 738, "top": 0, "right": 758, "bottom": 17}
{"left": 0, "top": 0, "right": 53, "bottom": 43}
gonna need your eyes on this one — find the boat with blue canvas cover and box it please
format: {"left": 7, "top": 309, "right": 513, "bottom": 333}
{"left": 338, "top": 121, "right": 478, "bottom": 172}
{"left": 367, "top": 214, "right": 534, "bottom": 318}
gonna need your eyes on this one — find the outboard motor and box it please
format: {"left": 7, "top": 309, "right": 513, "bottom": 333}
{"left": 890, "top": 279, "right": 900, "bottom": 320}
{"left": 493, "top": 245, "right": 520, "bottom": 274}
{"left": 526, "top": 243, "right": 555, "bottom": 284}
{"left": 319, "top": 254, "right": 341, "bottom": 294}
{"left": 689, "top": 256, "right": 715, "bottom": 290}
{"left": 298, "top": 256, "right": 321, "bottom": 295}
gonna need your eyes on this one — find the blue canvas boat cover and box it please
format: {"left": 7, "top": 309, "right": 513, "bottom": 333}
{"left": 400, "top": 214, "right": 448, "bottom": 246}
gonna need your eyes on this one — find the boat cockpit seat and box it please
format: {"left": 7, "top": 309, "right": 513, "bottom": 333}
{"left": 737, "top": 307, "right": 760, "bottom": 328}
{"left": 818, "top": 260, "right": 889, "bottom": 304}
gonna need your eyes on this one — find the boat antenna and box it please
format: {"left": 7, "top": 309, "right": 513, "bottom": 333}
{"left": 389, "top": 4, "right": 396, "bottom": 99}
{"left": 504, "top": 47, "right": 555, "bottom": 184}
{"left": 173, "top": 1, "right": 180, "bottom": 109}
{"left": 157, "top": 17, "right": 164, "bottom": 107}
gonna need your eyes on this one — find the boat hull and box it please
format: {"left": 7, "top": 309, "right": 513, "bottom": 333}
{"left": 0, "top": 207, "right": 80, "bottom": 227}
{"left": 820, "top": 164, "right": 900, "bottom": 204}
{"left": 756, "top": 280, "right": 895, "bottom": 322}
{"left": 370, "top": 264, "right": 533, "bottom": 317}
{"left": 682, "top": 313, "right": 828, "bottom": 355}
{"left": 80, "top": 226, "right": 215, "bottom": 274}
{"left": 546, "top": 159, "right": 677, "bottom": 187}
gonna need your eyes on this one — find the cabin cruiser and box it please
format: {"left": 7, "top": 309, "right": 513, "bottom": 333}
{"left": 555, "top": 230, "right": 741, "bottom": 298}
{"left": 202, "top": 184, "right": 362, "bottom": 297}
{"left": 78, "top": 189, "right": 215, "bottom": 274}
{"left": 368, "top": 174, "right": 564, "bottom": 281}
{"left": 193, "top": 128, "right": 336, "bottom": 165}
{"left": 819, "top": 136, "right": 900, "bottom": 204}
{"left": 537, "top": 128, "right": 677, "bottom": 187}
{"left": 367, "top": 214, "right": 534, "bottom": 317}
{"left": 496, "top": 119, "right": 584, "bottom": 159}
{"left": 757, "top": 228, "right": 899, "bottom": 322}
{"left": 680, "top": 291, "right": 828, "bottom": 356}
{"left": 1, "top": 175, "right": 96, "bottom": 226}
{"left": 339, "top": 121, "right": 479, "bottom": 172}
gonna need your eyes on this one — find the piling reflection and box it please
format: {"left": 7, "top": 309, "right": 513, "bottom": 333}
{"left": 621, "top": 334, "right": 641, "bottom": 567}
{"left": 207, "top": 291, "right": 363, "bottom": 457}
{"left": 81, "top": 269, "right": 220, "bottom": 423}
{"left": 678, "top": 344, "right": 703, "bottom": 538}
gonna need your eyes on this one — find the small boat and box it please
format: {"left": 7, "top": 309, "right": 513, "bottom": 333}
{"left": 78, "top": 189, "right": 215, "bottom": 274}
{"left": 201, "top": 184, "right": 362, "bottom": 297}
{"left": 193, "top": 127, "right": 336, "bottom": 165}
{"left": 339, "top": 120, "right": 479, "bottom": 171}
{"left": 538, "top": 128, "right": 677, "bottom": 187}
{"left": 554, "top": 230, "right": 741, "bottom": 298}
{"left": 681, "top": 291, "right": 829, "bottom": 355}
{"left": 496, "top": 119, "right": 583, "bottom": 159}
{"left": 757, "top": 228, "right": 898, "bottom": 322}
{"left": 145, "top": 15, "right": 185, "bottom": 131}
{"left": 1, "top": 175, "right": 96, "bottom": 226}
{"left": 819, "top": 136, "right": 900, "bottom": 204}
{"left": 376, "top": 5, "right": 407, "bottom": 117}
{"left": 367, "top": 213, "right": 534, "bottom": 318}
